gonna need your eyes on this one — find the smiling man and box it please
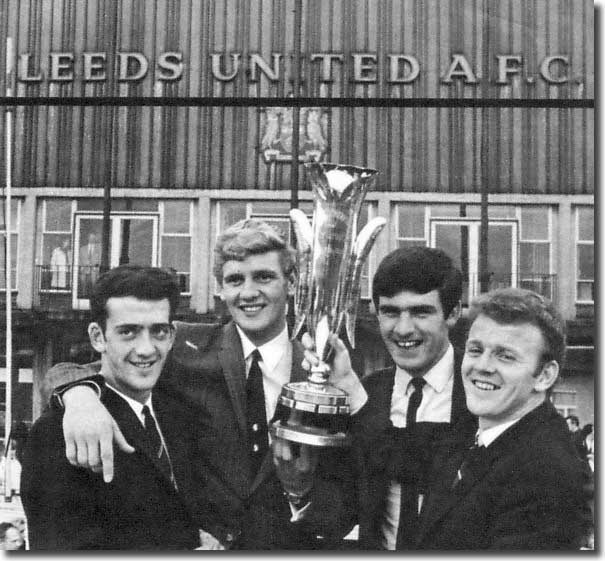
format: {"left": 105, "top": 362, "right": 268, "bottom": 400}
{"left": 281, "top": 247, "right": 478, "bottom": 549}
{"left": 414, "top": 288, "right": 593, "bottom": 550}
{"left": 21, "top": 266, "right": 220, "bottom": 550}
{"left": 43, "top": 219, "right": 355, "bottom": 550}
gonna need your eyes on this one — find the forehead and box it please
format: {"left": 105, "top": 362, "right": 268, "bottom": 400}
{"left": 378, "top": 289, "right": 444, "bottom": 314}
{"left": 104, "top": 296, "right": 171, "bottom": 324}
{"left": 467, "top": 314, "right": 545, "bottom": 354}
{"left": 221, "top": 251, "right": 285, "bottom": 276}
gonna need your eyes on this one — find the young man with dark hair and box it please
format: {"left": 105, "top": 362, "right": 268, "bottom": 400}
{"left": 275, "top": 246, "right": 477, "bottom": 549}
{"left": 43, "top": 220, "right": 359, "bottom": 549}
{"left": 414, "top": 288, "right": 593, "bottom": 549}
{"left": 21, "top": 266, "right": 221, "bottom": 550}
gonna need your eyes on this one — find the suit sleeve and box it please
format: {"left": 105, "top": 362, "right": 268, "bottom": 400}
{"left": 20, "top": 412, "right": 112, "bottom": 550}
{"left": 486, "top": 455, "right": 593, "bottom": 550}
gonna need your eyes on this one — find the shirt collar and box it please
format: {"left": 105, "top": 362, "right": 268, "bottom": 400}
{"left": 395, "top": 343, "right": 454, "bottom": 394}
{"left": 236, "top": 324, "right": 289, "bottom": 372}
{"left": 105, "top": 383, "right": 153, "bottom": 425}
{"left": 477, "top": 418, "right": 521, "bottom": 447}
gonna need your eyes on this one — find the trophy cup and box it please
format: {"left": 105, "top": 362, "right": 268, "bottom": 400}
{"left": 270, "top": 162, "right": 386, "bottom": 447}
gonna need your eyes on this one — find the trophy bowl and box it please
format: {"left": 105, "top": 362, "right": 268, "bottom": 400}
{"left": 270, "top": 162, "right": 386, "bottom": 447}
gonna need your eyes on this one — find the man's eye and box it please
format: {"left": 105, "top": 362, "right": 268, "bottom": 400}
{"left": 151, "top": 326, "right": 171, "bottom": 339}
{"left": 498, "top": 352, "right": 516, "bottom": 362}
{"left": 118, "top": 328, "right": 136, "bottom": 338}
{"left": 256, "top": 273, "right": 275, "bottom": 283}
{"left": 465, "top": 346, "right": 482, "bottom": 355}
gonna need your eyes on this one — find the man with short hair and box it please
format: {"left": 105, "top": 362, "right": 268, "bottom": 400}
{"left": 414, "top": 288, "right": 593, "bottom": 549}
{"left": 275, "top": 246, "right": 477, "bottom": 549}
{"left": 45, "top": 219, "right": 358, "bottom": 549}
{"left": 566, "top": 415, "right": 588, "bottom": 460}
{"left": 21, "top": 266, "right": 220, "bottom": 550}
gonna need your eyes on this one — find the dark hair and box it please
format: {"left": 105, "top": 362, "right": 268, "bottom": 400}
{"left": 468, "top": 287, "right": 566, "bottom": 369}
{"left": 213, "top": 219, "right": 297, "bottom": 284}
{"left": 565, "top": 415, "right": 580, "bottom": 427}
{"left": 372, "top": 246, "right": 463, "bottom": 317}
{"left": 89, "top": 265, "right": 180, "bottom": 331}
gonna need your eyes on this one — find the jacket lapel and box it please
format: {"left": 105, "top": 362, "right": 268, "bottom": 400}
{"left": 102, "top": 390, "right": 176, "bottom": 490}
{"left": 218, "top": 322, "right": 249, "bottom": 441}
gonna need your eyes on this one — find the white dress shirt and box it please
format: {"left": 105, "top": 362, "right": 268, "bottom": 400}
{"left": 382, "top": 344, "right": 455, "bottom": 550}
{"left": 477, "top": 418, "right": 520, "bottom": 448}
{"left": 237, "top": 325, "right": 292, "bottom": 423}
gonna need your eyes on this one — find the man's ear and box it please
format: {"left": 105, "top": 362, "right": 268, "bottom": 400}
{"left": 534, "top": 360, "right": 559, "bottom": 392}
{"left": 445, "top": 301, "right": 462, "bottom": 329}
{"left": 88, "top": 323, "right": 106, "bottom": 354}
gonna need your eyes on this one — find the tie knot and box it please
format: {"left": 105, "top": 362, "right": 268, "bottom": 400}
{"left": 409, "top": 377, "right": 426, "bottom": 393}
{"left": 250, "top": 349, "right": 262, "bottom": 363}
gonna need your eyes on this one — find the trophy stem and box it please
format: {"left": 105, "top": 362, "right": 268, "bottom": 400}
{"left": 308, "top": 361, "right": 331, "bottom": 385}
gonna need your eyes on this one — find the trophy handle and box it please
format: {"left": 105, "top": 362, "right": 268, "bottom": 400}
{"left": 344, "top": 217, "right": 387, "bottom": 348}
{"left": 289, "top": 209, "right": 313, "bottom": 340}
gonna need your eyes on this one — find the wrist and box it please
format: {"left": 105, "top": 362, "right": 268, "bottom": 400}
{"left": 61, "top": 382, "right": 101, "bottom": 408}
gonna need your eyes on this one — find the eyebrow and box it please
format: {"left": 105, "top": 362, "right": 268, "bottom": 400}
{"left": 378, "top": 304, "right": 437, "bottom": 314}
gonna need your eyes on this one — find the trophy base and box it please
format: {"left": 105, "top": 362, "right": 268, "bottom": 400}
{"left": 270, "top": 381, "right": 352, "bottom": 447}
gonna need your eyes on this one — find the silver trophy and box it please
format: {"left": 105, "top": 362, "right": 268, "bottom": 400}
{"left": 270, "top": 162, "right": 386, "bottom": 447}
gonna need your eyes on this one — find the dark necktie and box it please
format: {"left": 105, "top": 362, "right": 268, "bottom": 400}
{"left": 142, "top": 405, "right": 176, "bottom": 489}
{"left": 406, "top": 377, "right": 426, "bottom": 427}
{"left": 396, "top": 377, "right": 427, "bottom": 549}
{"left": 246, "top": 349, "right": 269, "bottom": 474}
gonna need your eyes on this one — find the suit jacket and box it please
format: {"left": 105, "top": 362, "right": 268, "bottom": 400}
{"left": 350, "top": 352, "right": 477, "bottom": 549}
{"left": 415, "top": 401, "right": 593, "bottom": 550}
{"left": 46, "top": 321, "right": 353, "bottom": 550}
{"left": 21, "top": 387, "right": 203, "bottom": 550}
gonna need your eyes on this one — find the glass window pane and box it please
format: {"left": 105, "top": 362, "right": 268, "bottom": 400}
{"left": 577, "top": 281, "right": 594, "bottom": 302}
{"left": 488, "top": 205, "right": 516, "bottom": 218}
{"left": 252, "top": 201, "right": 293, "bottom": 215}
{"left": 0, "top": 235, "right": 18, "bottom": 289}
{"left": 220, "top": 202, "right": 247, "bottom": 231}
{"left": 0, "top": 200, "right": 19, "bottom": 231}
{"left": 398, "top": 204, "right": 424, "bottom": 238}
{"left": 577, "top": 208, "right": 594, "bottom": 241}
{"left": 577, "top": 245, "right": 594, "bottom": 279}
{"left": 429, "top": 204, "right": 459, "bottom": 218}
{"left": 161, "top": 237, "right": 191, "bottom": 273}
{"left": 77, "top": 199, "right": 104, "bottom": 211}
{"left": 521, "top": 207, "right": 549, "bottom": 240}
{"left": 520, "top": 243, "right": 550, "bottom": 275}
{"left": 397, "top": 239, "right": 426, "bottom": 249}
{"left": 164, "top": 201, "right": 190, "bottom": 233}
{"left": 130, "top": 200, "right": 158, "bottom": 212}
{"left": 45, "top": 200, "right": 72, "bottom": 232}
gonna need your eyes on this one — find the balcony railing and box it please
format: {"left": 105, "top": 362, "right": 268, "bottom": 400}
{"left": 33, "top": 265, "right": 191, "bottom": 312}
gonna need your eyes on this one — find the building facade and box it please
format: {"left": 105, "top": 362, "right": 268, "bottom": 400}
{"left": 0, "top": 0, "right": 594, "bottom": 428}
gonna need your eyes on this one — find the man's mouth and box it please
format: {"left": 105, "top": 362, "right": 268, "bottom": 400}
{"left": 130, "top": 360, "right": 156, "bottom": 370}
{"left": 394, "top": 339, "right": 422, "bottom": 349}
{"left": 471, "top": 379, "right": 501, "bottom": 391}
{"left": 239, "top": 304, "right": 264, "bottom": 314}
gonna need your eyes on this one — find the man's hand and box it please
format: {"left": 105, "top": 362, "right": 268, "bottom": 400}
{"left": 301, "top": 332, "right": 367, "bottom": 413}
{"left": 62, "top": 385, "right": 135, "bottom": 483}
{"left": 196, "top": 529, "right": 226, "bottom": 550}
{"left": 272, "top": 436, "right": 319, "bottom": 498}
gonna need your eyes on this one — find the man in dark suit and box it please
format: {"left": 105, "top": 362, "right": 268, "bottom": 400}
{"left": 21, "top": 266, "right": 218, "bottom": 550}
{"left": 44, "top": 219, "right": 357, "bottom": 549}
{"left": 275, "top": 247, "right": 477, "bottom": 549}
{"left": 415, "top": 288, "right": 593, "bottom": 549}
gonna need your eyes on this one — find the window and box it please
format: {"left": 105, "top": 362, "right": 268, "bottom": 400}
{"left": 40, "top": 200, "right": 74, "bottom": 291}
{"left": 161, "top": 201, "right": 193, "bottom": 294}
{"left": 519, "top": 206, "right": 553, "bottom": 300}
{"left": 0, "top": 199, "right": 20, "bottom": 291}
{"left": 575, "top": 207, "right": 594, "bottom": 303}
{"left": 396, "top": 204, "right": 426, "bottom": 249}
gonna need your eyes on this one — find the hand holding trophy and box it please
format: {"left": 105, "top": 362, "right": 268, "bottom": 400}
{"left": 270, "top": 162, "right": 386, "bottom": 447}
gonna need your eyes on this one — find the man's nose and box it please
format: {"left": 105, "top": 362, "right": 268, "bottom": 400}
{"left": 475, "top": 351, "right": 496, "bottom": 373}
{"left": 134, "top": 331, "right": 156, "bottom": 355}
{"left": 240, "top": 278, "right": 260, "bottom": 298}
{"left": 393, "top": 312, "right": 414, "bottom": 335}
